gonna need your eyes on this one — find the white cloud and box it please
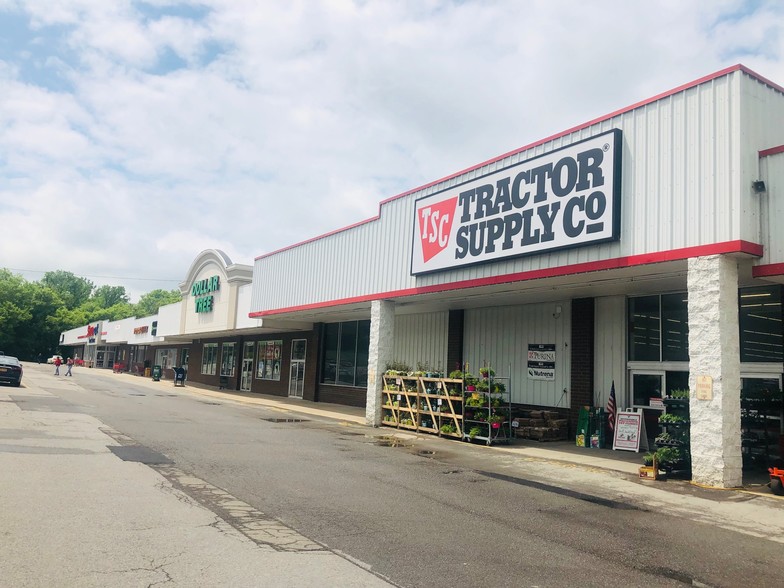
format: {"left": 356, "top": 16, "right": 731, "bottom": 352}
{"left": 0, "top": 0, "right": 783, "bottom": 303}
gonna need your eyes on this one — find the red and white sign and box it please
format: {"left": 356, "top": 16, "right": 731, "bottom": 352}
{"left": 411, "top": 129, "right": 622, "bottom": 275}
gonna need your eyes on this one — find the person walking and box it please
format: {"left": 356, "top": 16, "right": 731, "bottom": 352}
{"left": 65, "top": 357, "right": 74, "bottom": 377}
{"left": 54, "top": 356, "right": 62, "bottom": 376}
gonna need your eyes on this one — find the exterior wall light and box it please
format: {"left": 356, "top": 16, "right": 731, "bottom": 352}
{"left": 752, "top": 180, "right": 767, "bottom": 193}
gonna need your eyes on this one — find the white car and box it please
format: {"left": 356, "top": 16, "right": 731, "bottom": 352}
{"left": 47, "top": 355, "right": 64, "bottom": 364}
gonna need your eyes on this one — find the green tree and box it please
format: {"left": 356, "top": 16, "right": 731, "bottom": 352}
{"left": 41, "top": 271, "right": 94, "bottom": 309}
{"left": 134, "top": 289, "right": 182, "bottom": 317}
{"left": 92, "top": 285, "right": 130, "bottom": 307}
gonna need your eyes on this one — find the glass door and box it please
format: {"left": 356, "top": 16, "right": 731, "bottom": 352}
{"left": 288, "top": 339, "right": 306, "bottom": 398}
{"left": 241, "top": 342, "right": 255, "bottom": 392}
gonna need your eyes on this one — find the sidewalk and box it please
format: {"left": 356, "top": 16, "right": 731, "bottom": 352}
{"left": 1, "top": 365, "right": 395, "bottom": 588}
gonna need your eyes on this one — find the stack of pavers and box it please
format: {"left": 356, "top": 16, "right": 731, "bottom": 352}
{"left": 512, "top": 410, "right": 569, "bottom": 441}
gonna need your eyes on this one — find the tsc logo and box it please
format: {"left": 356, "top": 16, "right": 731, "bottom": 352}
{"left": 418, "top": 197, "right": 457, "bottom": 263}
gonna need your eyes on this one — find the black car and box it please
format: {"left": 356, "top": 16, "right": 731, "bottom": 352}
{"left": 0, "top": 355, "right": 23, "bottom": 387}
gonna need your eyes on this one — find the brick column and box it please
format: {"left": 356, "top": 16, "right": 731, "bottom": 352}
{"left": 688, "top": 255, "right": 742, "bottom": 488}
{"left": 569, "top": 298, "right": 595, "bottom": 432}
{"left": 366, "top": 300, "right": 395, "bottom": 426}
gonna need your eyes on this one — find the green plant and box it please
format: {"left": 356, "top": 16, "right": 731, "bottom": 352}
{"left": 385, "top": 360, "right": 411, "bottom": 375}
{"left": 440, "top": 423, "right": 457, "bottom": 435}
{"left": 487, "top": 414, "right": 505, "bottom": 424}
{"left": 669, "top": 389, "right": 690, "bottom": 399}
{"left": 654, "top": 431, "right": 681, "bottom": 445}
{"left": 659, "top": 413, "right": 687, "bottom": 424}
{"left": 642, "top": 452, "right": 655, "bottom": 466}
{"left": 464, "top": 373, "right": 479, "bottom": 387}
{"left": 654, "top": 447, "right": 683, "bottom": 465}
{"left": 448, "top": 370, "right": 464, "bottom": 380}
{"left": 479, "top": 366, "right": 495, "bottom": 378}
{"left": 468, "top": 426, "right": 483, "bottom": 439}
{"left": 492, "top": 382, "right": 506, "bottom": 394}
{"left": 475, "top": 380, "right": 490, "bottom": 393}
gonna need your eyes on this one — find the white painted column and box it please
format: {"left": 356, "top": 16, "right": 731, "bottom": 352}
{"left": 687, "top": 255, "right": 742, "bottom": 488}
{"left": 366, "top": 300, "right": 395, "bottom": 426}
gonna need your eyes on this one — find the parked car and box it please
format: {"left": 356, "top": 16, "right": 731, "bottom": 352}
{"left": 0, "top": 355, "right": 23, "bottom": 387}
{"left": 47, "top": 355, "right": 64, "bottom": 364}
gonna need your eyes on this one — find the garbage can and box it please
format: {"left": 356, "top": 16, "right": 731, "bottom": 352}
{"left": 152, "top": 365, "right": 162, "bottom": 382}
{"left": 144, "top": 367, "right": 151, "bottom": 377}
{"left": 173, "top": 367, "right": 186, "bottom": 387}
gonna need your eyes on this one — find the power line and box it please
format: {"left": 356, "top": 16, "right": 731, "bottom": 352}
{"left": 3, "top": 267, "right": 181, "bottom": 283}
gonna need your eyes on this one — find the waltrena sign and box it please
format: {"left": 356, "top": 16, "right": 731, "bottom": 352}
{"left": 192, "top": 275, "right": 220, "bottom": 313}
{"left": 411, "top": 129, "right": 622, "bottom": 275}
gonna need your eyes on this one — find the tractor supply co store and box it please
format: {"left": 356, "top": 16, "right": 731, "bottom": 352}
{"left": 248, "top": 65, "right": 784, "bottom": 489}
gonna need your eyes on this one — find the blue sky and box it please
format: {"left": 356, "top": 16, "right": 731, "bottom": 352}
{"left": 0, "top": 0, "right": 782, "bottom": 301}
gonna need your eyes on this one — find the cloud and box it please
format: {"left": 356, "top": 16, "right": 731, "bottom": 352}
{"left": 0, "top": 0, "right": 783, "bottom": 303}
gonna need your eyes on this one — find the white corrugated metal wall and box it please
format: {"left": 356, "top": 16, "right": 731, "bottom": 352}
{"left": 594, "top": 296, "right": 627, "bottom": 410}
{"left": 247, "top": 70, "right": 783, "bottom": 315}
{"left": 391, "top": 311, "right": 449, "bottom": 373}
{"left": 760, "top": 152, "right": 784, "bottom": 264}
{"left": 463, "top": 302, "right": 571, "bottom": 407}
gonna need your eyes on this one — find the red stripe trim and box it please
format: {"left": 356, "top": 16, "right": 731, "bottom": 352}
{"left": 753, "top": 263, "right": 784, "bottom": 278}
{"left": 257, "top": 64, "right": 780, "bottom": 262}
{"left": 760, "top": 145, "right": 784, "bottom": 158}
{"left": 250, "top": 240, "right": 763, "bottom": 317}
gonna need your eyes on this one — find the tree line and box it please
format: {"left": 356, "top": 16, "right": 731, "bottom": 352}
{"left": 0, "top": 269, "right": 181, "bottom": 360}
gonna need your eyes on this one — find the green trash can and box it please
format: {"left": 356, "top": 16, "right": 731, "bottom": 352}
{"left": 152, "top": 365, "right": 162, "bottom": 382}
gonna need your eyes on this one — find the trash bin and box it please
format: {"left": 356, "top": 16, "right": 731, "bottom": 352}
{"left": 152, "top": 365, "right": 162, "bottom": 382}
{"left": 144, "top": 367, "right": 151, "bottom": 377}
{"left": 173, "top": 367, "right": 186, "bottom": 387}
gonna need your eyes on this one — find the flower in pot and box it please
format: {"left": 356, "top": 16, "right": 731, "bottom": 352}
{"left": 479, "top": 367, "right": 495, "bottom": 379}
{"left": 488, "top": 414, "right": 504, "bottom": 429}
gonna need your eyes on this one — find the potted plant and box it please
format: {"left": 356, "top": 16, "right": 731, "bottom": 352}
{"left": 468, "top": 426, "right": 482, "bottom": 440}
{"left": 465, "top": 373, "right": 478, "bottom": 391}
{"left": 488, "top": 414, "right": 505, "bottom": 429}
{"left": 479, "top": 366, "right": 495, "bottom": 379}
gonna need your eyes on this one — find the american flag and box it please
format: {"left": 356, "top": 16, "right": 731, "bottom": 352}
{"left": 607, "top": 381, "right": 617, "bottom": 431}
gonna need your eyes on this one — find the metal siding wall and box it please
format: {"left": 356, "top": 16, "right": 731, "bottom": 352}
{"left": 464, "top": 302, "right": 571, "bottom": 407}
{"left": 251, "top": 72, "right": 757, "bottom": 314}
{"left": 594, "top": 296, "right": 627, "bottom": 409}
{"left": 761, "top": 154, "right": 784, "bottom": 263}
{"left": 392, "top": 312, "right": 449, "bottom": 372}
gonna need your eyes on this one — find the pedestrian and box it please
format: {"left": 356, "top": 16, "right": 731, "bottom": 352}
{"left": 54, "top": 356, "right": 62, "bottom": 376}
{"left": 65, "top": 357, "right": 74, "bottom": 376}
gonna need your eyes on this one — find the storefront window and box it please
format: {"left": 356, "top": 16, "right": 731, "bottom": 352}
{"left": 629, "top": 293, "right": 688, "bottom": 361}
{"left": 256, "top": 340, "right": 282, "bottom": 380}
{"left": 631, "top": 370, "right": 688, "bottom": 408}
{"left": 221, "top": 342, "right": 237, "bottom": 377}
{"left": 739, "top": 286, "right": 783, "bottom": 363}
{"left": 629, "top": 296, "right": 661, "bottom": 361}
{"left": 321, "top": 320, "right": 370, "bottom": 387}
{"left": 201, "top": 343, "right": 218, "bottom": 375}
{"left": 661, "top": 293, "right": 689, "bottom": 361}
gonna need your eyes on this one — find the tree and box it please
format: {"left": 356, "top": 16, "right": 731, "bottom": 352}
{"left": 41, "top": 271, "right": 94, "bottom": 309}
{"left": 134, "top": 289, "right": 182, "bottom": 317}
{"left": 92, "top": 285, "right": 130, "bottom": 307}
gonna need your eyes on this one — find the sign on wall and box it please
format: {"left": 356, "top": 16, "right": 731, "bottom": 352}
{"left": 527, "top": 343, "right": 556, "bottom": 380}
{"left": 411, "top": 129, "right": 622, "bottom": 275}
{"left": 192, "top": 275, "right": 220, "bottom": 313}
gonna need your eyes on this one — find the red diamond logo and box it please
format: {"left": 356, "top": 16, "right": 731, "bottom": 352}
{"left": 418, "top": 197, "right": 458, "bottom": 263}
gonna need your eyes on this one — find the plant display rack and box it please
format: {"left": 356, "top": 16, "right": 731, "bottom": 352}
{"left": 381, "top": 373, "right": 464, "bottom": 439}
{"left": 462, "top": 373, "right": 512, "bottom": 446}
{"left": 655, "top": 395, "right": 691, "bottom": 477}
{"left": 741, "top": 385, "right": 783, "bottom": 468}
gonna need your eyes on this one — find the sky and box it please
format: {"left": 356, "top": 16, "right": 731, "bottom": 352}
{"left": 1, "top": 0, "right": 783, "bottom": 302}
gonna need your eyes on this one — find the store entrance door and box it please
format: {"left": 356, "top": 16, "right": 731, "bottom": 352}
{"left": 240, "top": 342, "right": 255, "bottom": 392}
{"left": 288, "top": 339, "right": 306, "bottom": 399}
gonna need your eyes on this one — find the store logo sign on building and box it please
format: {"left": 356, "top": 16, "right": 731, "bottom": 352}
{"left": 411, "top": 129, "right": 622, "bottom": 275}
{"left": 192, "top": 275, "right": 220, "bottom": 313}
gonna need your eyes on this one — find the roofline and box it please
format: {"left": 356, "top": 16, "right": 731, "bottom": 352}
{"left": 250, "top": 240, "right": 763, "bottom": 317}
{"left": 255, "top": 64, "right": 782, "bottom": 262}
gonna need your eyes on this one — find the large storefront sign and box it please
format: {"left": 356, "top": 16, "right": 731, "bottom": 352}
{"left": 192, "top": 275, "right": 220, "bottom": 313}
{"left": 411, "top": 129, "right": 622, "bottom": 275}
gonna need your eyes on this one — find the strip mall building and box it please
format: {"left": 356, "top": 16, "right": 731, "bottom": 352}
{"left": 60, "top": 65, "right": 784, "bottom": 488}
